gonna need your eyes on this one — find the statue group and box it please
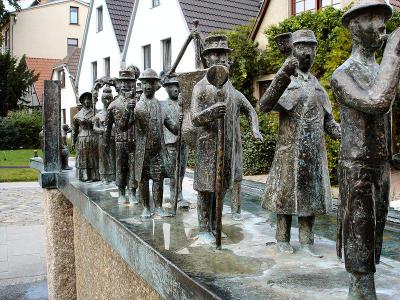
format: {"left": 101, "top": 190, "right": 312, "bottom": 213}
{"left": 68, "top": 0, "right": 398, "bottom": 298}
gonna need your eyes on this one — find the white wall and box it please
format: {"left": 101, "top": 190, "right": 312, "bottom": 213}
{"left": 77, "top": 0, "right": 121, "bottom": 103}
{"left": 52, "top": 66, "right": 78, "bottom": 126}
{"left": 124, "top": 0, "right": 196, "bottom": 99}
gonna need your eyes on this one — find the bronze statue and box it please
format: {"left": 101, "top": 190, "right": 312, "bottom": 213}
{"left": 260, "top": 30, "right": 340, "bottom": 257}
{"left": 191, "top": 35, "right": 262, "bottom": 245}
{"left": 331, "top": 1, "right": 400, "bottom": 298}
{"left": 161, "top": 75, "right": 189, "bottom": 209}
{"left": 61, "top": 124, "right": 72, "bottom": 170}
{"left": 105, "top": 70, "right": 138, "bottom": 204}
{"left": 134, "top": 68, "right": 181, "bottom": 218}
{"left": 73, "top": 92, "right": 100, "bottom": 182}
{"left": 94, "top": 85, "right": 116, "bottom": 184}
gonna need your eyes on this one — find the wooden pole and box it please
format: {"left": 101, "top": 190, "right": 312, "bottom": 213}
{"left": 173, "top": 97, "right": 183, "bottom": 215}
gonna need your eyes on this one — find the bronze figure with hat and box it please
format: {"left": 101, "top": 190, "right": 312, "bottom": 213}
{"left": 260, "top": 29, "right": 340, "bottom": 257}
{"left": 331, "top": 0, "right": 400, "bottom": 298}
{"left": 105, "top": 68, "right": 138, "bottom": 204}
{"left": 73, "top": 92, "right": 100, "bottom": 182}
{"left": 134, "top": 68, "right": 181, "bottom": 218}
{"left": 191, "top": 34, "right": 262, "bottom": 246}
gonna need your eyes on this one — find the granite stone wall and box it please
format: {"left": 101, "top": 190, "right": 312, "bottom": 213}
{"left": 73, "top": 207, "right": 162, "bottom": 300}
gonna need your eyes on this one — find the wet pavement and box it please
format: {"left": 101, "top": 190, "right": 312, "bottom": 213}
{"left": 0, "top": 182, "right": 48, "bottom": 300}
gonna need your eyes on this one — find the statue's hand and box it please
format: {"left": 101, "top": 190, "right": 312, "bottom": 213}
{"left": 282, "top": 57, "right": 299, "bottom": 76}
{"left": 385, "top": 28, "right": 400, "bottom": 56}
{"left": 210, "top": 102, "right": 226, "bottom": 119}
{"left": 128, "top": 98, "right": 136, "bottom": 111}
{"left": 252, "top": 130, "right": 264, "bottom": 141}
{"left": 72, "top": 143, "right": 76, "bottom": 151}
{"left": 178, "top": 113, "right": 184, "bottom": 123}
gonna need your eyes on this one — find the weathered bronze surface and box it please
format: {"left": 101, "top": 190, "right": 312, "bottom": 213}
{"left": 331, "top": 1, "right": 399, "bottom": 298}
{"left": 105, "top": 69, "right": 137, "bottom": 204}
{"left": 61, "top": 124, "right": 72, "bottom": 170}
{"left": 135, "top": 68, "right": 180, "bottom": 218}
{"left": 260, "top": 29, "right": 340, "bottom": 257}
{"left": 161, "top": 75, "right": 189, "bottom": 210}
{"left": 191, "top": 35, "right": 262, "bottom": 245}
{"left": 73, "top": 92, "right": 99, "bottom": 182}
{"left": 94, "top": 85, "right": 116, "bottom": 184}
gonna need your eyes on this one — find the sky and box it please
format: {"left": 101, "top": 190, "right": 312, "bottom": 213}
{"left": 2, "top": 0, "right": 35, "bottom": 12}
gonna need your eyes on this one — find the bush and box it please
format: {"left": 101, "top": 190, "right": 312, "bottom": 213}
{"left": 0, "top": 109, "right": 42, "bottom": 149}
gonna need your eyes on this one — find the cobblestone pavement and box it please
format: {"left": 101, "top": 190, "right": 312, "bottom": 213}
{"left": 0, "top": 182, "right": 44, "bottom": 225}
{"left": 0, "top": 182, "right": 48, "bottom": 299}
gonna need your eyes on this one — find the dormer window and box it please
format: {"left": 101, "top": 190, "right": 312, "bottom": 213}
{"left": 152, "top": 0, "right": 160, "bottom": 8}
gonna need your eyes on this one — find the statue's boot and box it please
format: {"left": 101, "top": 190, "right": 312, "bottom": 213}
{"left": 276, "top": 241, "right": 294, "bottom": 254}
{"left": 128, "top": 188, "right": 138, "bottom": 205}
{"left": 348, "top": 273, "right": 377, "bottom": 300}
{"left": 231, "top": 181, "right": 242, "bottom": 221}
{"left": 118, "top": 187, "right": 128, "bottom": 204}
{"left": 154, "top": 207, "right": 173, "bottom": 218}
{"left": 299, "top": 244, "right": 323, "bottom": 258}
{"left": 141, "top": 207, "right": 152, "bottom": 219}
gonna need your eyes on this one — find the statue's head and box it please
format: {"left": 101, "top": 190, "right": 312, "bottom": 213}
{"left": 162, "top": 76, "right": 180, "bottom": 100}
{"left": 292, "top": 30, "right": 317, "bottom": 73}
{"left": 139, "top": 68, "right": 161, "bottom": 99}
{"left": 202, "top": 35, "right": 232, "bottom": 68}
{"left": 79, "top": 92, "right": 93, "bottom": 109}
{"left": 343, "top": 0, "right": 392, "bottom": 51}
{"left": 116, "top": 69, "right": 137, "bottom": 94}
{"left": 101, "top": 84, "right": 113, "bottom": 108}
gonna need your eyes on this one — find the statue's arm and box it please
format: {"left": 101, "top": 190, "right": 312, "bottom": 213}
{"left": 104, "top": 108, "right": 114, "bottom": 145}
{"left": 239, "top": 92, "right": 260, "bottom": 134}
{"left": 72, "top": 117, "right": 79, "bottom": 146}
{"left": 324, "top": 113, "right": 341, "bottom": 139}
{"left": 164, "top": 113, "right": 179, "bottom": 135}
{"left": 93, "top": 115, "right": 102, "bottom": 134}
{"left": 134, "top": 102, "right": 147, "bottom": 130}
{"left": 332, "top": 56, "right": 400, "bottom": 115}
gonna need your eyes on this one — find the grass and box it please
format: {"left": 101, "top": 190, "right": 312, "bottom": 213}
{"left": 0, "top": 149, "right": 42, "bottom": 182}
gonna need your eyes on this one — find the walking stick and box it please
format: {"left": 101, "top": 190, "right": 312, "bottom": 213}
{"left": 173, "top": 96, "right": 183, "bottom": 215}
{"left": 207, "top": 65, "right": 229, "bottom": 249}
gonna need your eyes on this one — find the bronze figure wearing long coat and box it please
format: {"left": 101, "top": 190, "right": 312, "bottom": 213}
{"left": 191, "top": 79, "right": 257, "bottom": 193}
{"left": 261, "top": 74, "right": 337, "bottom": 216}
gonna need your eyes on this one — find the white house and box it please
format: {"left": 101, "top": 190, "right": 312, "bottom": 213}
{"left": 52, "top": 47, "right": 81, "bottom": 126}
{"left": 75, "top": 0, "right": 136, "bottom": 99}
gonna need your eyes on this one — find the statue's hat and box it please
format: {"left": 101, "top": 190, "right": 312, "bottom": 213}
{"left": 342, "top": 0, "right": 392, "bottom": 27}
{"left": 202, "top": 34, "right": 232, "bottom": 55}
{"left": 292, "top": 30, "right": 317, "bottom": 45}
{"left": 162, "top": 75, "right": 179, "bottom": 86}
{"left": 78, "top": 92, "right": 92, "bottom": 104}
{"left": 118, "top": 69, "right": 136, "bottom": 81}
{"left": 102, "top": 85, "right": 113, "bottom": 98}
{"left": 139, "top": 68, "right": 160, "bottom": 81}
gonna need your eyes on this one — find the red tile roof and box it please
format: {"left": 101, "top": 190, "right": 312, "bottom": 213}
{"left": 391, "top": 0, "right": 400, "bottom": 10}
{"left": 25, "top": 57, "right": 59, "bottom": 105}
{"left": 53, "top": 48, "right": 81, "bottom": 78}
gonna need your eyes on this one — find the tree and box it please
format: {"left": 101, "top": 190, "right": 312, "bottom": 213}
{"left": 0, "top": 0, "right": 20, "bottom": 25}
{"left": 0, "top": 52, "right": 38, "bottom": 117}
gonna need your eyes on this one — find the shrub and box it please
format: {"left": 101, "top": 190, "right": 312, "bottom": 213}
{"left": 0, "top": 109, "right": 42, "bottom": 149}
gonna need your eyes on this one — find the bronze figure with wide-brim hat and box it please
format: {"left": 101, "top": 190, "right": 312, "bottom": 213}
{"left": 342, "top": 0, "right": 393, "bottom": 27}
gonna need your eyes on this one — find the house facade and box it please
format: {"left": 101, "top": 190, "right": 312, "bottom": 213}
{"left": 0, "top": 0, "right": 89, "bottom": 59}
{"left": 77, "top": 0, "right": 261, "bottom": 100}
{"left": 76, "top": 0, "right": 136, "bottom": 98}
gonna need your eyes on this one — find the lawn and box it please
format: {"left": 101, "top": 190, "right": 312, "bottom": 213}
{"left": 0, "top": 149, "right": 42, "bottom": 182}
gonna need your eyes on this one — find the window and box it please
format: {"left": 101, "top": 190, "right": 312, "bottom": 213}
{"left": 58, "top": 69, "right": 66, "bottom": 88}
{"left": 292, "top": 0, "right": 341, "bottom": 15}
{"left": 4, "top": 29, "right": 10, "bottom": 51}
{"left": 104, "top": 57, "right": 110, "bottom": 77}
{"left": 161, "top": 38, "right": 171, "bottom": 72}
{"left": 62, "top": 109, "right": 66, "bottom": 125}
{"left": 92, "top": 61, "right": 98, "bottom": 85}
{"left": 67, "top": 38, "right": 78, "bottom": 55}
{"left": 70, "top": 6, "right": 79, "bottom": 24}
{"left": 152, "top": 0, "right": 160, "bottom": 7}
{"left": 97, "top": 6, "right": 103, "bottom": 32}
{"left": 143, "top": 45, "right": 151, "bottom": 70}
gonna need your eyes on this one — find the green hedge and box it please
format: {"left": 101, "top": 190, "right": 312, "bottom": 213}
{"left": 0, "top": 110, "right": 42, "bottom": 150}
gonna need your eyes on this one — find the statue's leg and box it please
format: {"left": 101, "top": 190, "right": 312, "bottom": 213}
{"left": 299, "top": 216, "right": 322, "bottom": 258}
{"left": 177, "top": 145, "right": 189, "bottom": 208}
{"left": 139, "top": 180, "right": 151, "bottom": 218}
{"left": 153, "top": 178, "right": 172, "bottom": 217}
{"left": 374, "top": 162, "right": 390, "bottom": 264}
{"left": 128, "top": 152, "right": 138, "bottom": 205}
{"left": 197, "top": 191, "right": 215, "bottom": 245}
{"left": 231, "top": 181, "right": 242, "bottom": 221}
{"left": 343, "top": 162, "right": 377, "bottom": 300}
{"left": 116, "top": 142, "right": 128, "bottom": 204}
{"left": 169, "top": 177, "right": 176, "bottom": 204}
{"left": 276, "top": 214, "right": 293, "bottom": 254}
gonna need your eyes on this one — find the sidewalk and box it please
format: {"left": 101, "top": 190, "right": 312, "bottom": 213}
{"left": 0, "top": 182, "right": 48, "bottom": 300}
